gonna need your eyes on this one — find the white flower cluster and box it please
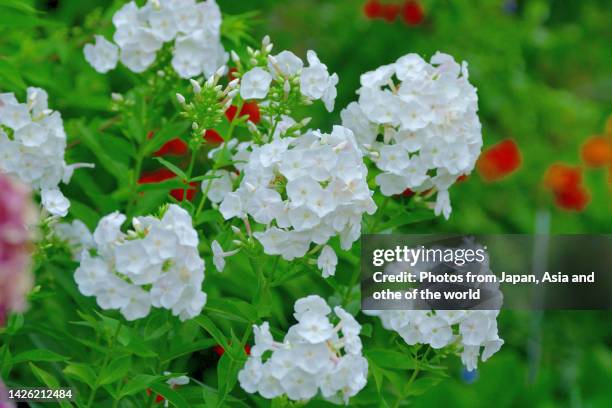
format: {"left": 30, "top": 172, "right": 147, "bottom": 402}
{"left": 341, "top": 52, "right": 483, "bottom": 219}
{"left": 84, "top": 0, "right": 226, "bottom": 78}
{"left": 74, "top": 204, "right": 206, "bottom": 321}
{"left": 219, "top": 126, "right": 376, "bottom": 275}
{"left": 0, "top": 88, "right": 76, "bottom": 217}
{"left": 238, "top": 295, "right": 368, "bottom": 403}
{"left": 365, "top": 309, "right": 503, "bottom": 372}
{"left": 240, "top": 49, "right": 338, "bottom": 112}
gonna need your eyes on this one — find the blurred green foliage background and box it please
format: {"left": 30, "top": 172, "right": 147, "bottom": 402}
{"left": 0, "top": 0, "right": 610, "bottom": 406}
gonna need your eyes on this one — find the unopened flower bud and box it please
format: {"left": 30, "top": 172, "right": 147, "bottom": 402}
{"left": 192, "top": 122, "right": 199, "bottom": 130}
{"left": 228, "top": 78, "right": 240, "bottom": 89}
{"left": 262, "top": 35, "right": 270, "bottom": 47}
{"left": 176, "top": 93, "right": 186, "bottom": 104}
{"left": 227, "top": 89, "right": 239, "bottom": 99}
{"left": 190, "top": 78, "right": 201, "bottom": 94}
{"left": 246, "top": 120, "right": 258, "bottom": 133}
{"left": 265, "top": 43, "right": 273, "bottom": 53}
{"left": 231, "top": 225, "right": 241, "bottom": 235}
{"left": 215, "top": 66, "right": 227, "bottom": 78}
{"left": 111, "top": 92, "right": 123, "bottom": 102}
{"left": 300, "top": 117, "right": 312, "bottom": 127}
{"left": 283, "top": 80, "right": 290, "bottom": 97}
{"left": 231, "top": 50, "right": 240, "bottom": 64}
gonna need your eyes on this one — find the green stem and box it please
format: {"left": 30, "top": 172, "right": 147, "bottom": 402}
{"left": 86, "top": 322, "right": 123, "bottom": 408}
{"left": 182, "top": 146, "right": 199, "bottom": 204}
{"left": 127, "top": 153, "right": 144, "bottom": 217}
{"left": 369, "top": 196, "right": 390, "bottom": 233}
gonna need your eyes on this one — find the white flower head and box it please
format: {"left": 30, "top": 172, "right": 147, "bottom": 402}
{"left": 238, "top": 295, "right": 367, "bottom": 403}
{"left": 74, "top": 204, "right": 207, "bottom": 321}
{"left": 240, "top": 67, "right": 273, "bottom": 100}
{"left": 343, "top": 51, "right": 483, "bottom": 219}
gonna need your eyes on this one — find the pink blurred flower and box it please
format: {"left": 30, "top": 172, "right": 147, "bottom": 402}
{"left": 0, "top": 173, "right": 36, "bottom": 327}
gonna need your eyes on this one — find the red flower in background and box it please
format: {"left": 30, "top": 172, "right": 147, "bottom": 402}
{"left": 476, "top": 138, "right": 522, "bottom": 182}
{"left": 213, "top": 344, "right": 251, "bottom": 357}
{"left": 225, "top": 101, "right": 261, "bottom": 124}
{"left": 543, "top": 163, "right": 590, "bottom": 211}
{"left": 580, "top": 135, "right": 611, "bottom": 168}
{"left": 147, "top": 131, "right": 189, "bottom": 157}
{"left": 364, "top": 0, "right": 424, "bottom": 25}
{"left": 381, "top": 3, "right": 401, "bottom": 22}
{"left": 401, "top": 0, "right": 424, "bottom": 25}
{"left": 153, "top": 138, "right": 188, "bottom": 157}
{"left": 363, "top": 0, "right": 383, "bottom": 18}
{"left": 553, "top": 186, "right": 590, "bottom": 211}
{"left": 138, "top": 168, "right": 197, "bottom": 202}
{"left": 203, "top": 129, "right": 224, "bottom": 145}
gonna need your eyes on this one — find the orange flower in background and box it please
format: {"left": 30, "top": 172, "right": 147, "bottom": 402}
{"left": 543, "top": 163, "right": 582, "bottom": 192}
{"left": 476, "top": 138, "right": 522, "bottom": 182}
{"left": 543, "top": 163, "right": 590, "bottom": 211}
{"left": 580, "top": 135, "right": 611, "bottom": 168}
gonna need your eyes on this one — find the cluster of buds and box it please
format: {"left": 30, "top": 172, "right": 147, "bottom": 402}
{"left": 176, "top": 66, "right": 239, "bottom": 148}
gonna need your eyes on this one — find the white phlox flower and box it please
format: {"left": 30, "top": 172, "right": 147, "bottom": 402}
{"left": 74, "top": 204, "right": 207, "bottom": 321}
{"left": 341, "top": 52, "right": 483, "bottom": 219}
{"left": 238, "top": 295, "right": 368, "bottom": 403}
{"left": 84, "top": 0, "right": 227, "bottom": 78}
{"left": 0, "top": 88, "right": 87, "bottom": 217}
{"left": 218, "top": 126, "right": 376, "bottom": 270}
{"left": 210, "top": 239, "right": 240, "bottom": 272}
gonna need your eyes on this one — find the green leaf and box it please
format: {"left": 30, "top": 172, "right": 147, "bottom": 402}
{"left": 120, "top": 374, "right": 162, "bottom": 398}
{"left": 76, "top": 121, "right": 130, "bottom": 185}
{"left": 30, "top": 362, "right": 61, "bottom": 388}
{"left": 63, "top": 363, "right": 97, "bottom": 388}
{"left": 150, "top": 383, "right": 190, "bottom": 408}
{"left": 99, "top": 355, "right": 131, "bottom": 386}
{"left": 0, "top": 58, "right": 25, "bottom": 91}
{"left": 194, "top": 315, "right": 228, "bottom": 349}
{"left": 370, "top": 360, "right": 384, "bottom": 394}
{"left": 11, "top": 350, "right": 69, "bottom": 365}
{"left": 154, "top": 157, "right": 187, "bottom": 180}
{"left": 364, "top": 349, "right": 416, "bottom": 370}
{"left": 164, "top": 339, "right": 216, "bottom": 363}
{"left": 137, "top": 178, "right": 187, "bottom": 193}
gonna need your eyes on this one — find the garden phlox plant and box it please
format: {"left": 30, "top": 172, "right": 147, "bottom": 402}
{"left": 0, "top": 88, "right": 87, "bottom": 216}
{"left": 238, "top": 295, "right": 368, "bottom": 403}
{"left": 74, "top": 204, "right": 206, "bottom": 321}
{"left": 341, "top": 52, "right": 482, "bottom": 219}
{"left": 0, "top": 0, "right": 506, "bottom": 405}
{"left": 84, "top": 0, "right": 226, "bottom": 78}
